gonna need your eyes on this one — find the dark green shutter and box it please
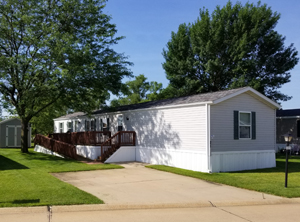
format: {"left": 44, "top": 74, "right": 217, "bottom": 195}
{"left": 252, "top": 112, "right": 256, "bottom": 140}
{"left": 234, "top": 111, "right": 239, "bottom": 140}
{"left": 100, "top": 119, "right": 103, "bottom": 131}
{"left": 107, "top": 118, "right": 110, "bottom": 130}
{"left": 94, "top": 119, "right": 97, "bottom": 131}
{"left": 84, "top": 120, "right": 87, "bottom": 131}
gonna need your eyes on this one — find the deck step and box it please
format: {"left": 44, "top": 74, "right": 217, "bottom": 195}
{"left": 98, "top": 145, "right": 120, "bottom": 162}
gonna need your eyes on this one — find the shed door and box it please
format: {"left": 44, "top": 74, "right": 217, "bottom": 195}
{"left": 6, "top": 126, "right": 15, "bottom": 147}
{"left": 6, "top": 125, "right": 21, "bottom": 147}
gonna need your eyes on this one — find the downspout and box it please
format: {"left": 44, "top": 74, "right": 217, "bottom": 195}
{"left": 206, "top": 104, "right": 211, "bottom": 173}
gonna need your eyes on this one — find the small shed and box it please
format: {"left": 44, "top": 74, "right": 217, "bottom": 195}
{"left": 0, "top": 118, "right": 31, "bottom": 148}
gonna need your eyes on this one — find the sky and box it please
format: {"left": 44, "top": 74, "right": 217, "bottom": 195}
{"left": 104, "top": 0, "right": 300, "bottom": 109}
{"left": 1, "top": 0, "right": 299, "bottom": 118}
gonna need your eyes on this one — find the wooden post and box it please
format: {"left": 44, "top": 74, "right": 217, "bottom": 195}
{"left": 118, "top": 132, "right": 121, "bottom": 146}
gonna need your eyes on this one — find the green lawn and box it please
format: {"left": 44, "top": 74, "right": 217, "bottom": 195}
{"left": 0, "top": 148, "right": 123, "bottom": 207}
{"left": 147, "top": 154, "right": 300, "bottom": 198}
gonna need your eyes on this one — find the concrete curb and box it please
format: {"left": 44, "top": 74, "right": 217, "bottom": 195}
{"left": 50, "top": 198, "right": 300, "bottom": 212}
{"left": 0, "top": 198, "right": 300, "bottom": 214}
{"left": 212, "top": 198, "right": 300, "bottom": 207}
{"left": 0, "top": 206, "right": 47, "bottom": 215}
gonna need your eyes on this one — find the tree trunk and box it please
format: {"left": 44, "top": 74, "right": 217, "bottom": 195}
{"left": 21, "top": 119, "right": 29, "bottom": 153}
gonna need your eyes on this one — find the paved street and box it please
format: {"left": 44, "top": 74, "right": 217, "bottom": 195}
{"left": 1, "top": 203, "right": 300, "bottom": 222}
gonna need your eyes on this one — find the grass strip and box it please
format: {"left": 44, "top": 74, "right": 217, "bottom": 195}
{"left": 0, "top": 148, "right": 122, "bottom": 207}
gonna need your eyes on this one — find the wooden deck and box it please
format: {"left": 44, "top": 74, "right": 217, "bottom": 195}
{"left": 36, "top": 131, "right": 136, "bottom": 162}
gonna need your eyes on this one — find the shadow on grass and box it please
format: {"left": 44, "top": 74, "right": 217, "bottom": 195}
{"left": 22, "top": 151, "right": 77, "bottom": 163}
{"left": 0, "top": 199, "right": 40, "bottom": 204}
{"left": 0, "top": 155, "right": 29, "bottom": 170}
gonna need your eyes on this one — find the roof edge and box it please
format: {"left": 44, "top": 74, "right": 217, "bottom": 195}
{"left": 54, "top": 101, "right": 214, "bottom": 120}
{"left": 0, "top": 117, "right": 20, "bottom": 125}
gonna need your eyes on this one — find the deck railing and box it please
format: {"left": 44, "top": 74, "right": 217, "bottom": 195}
{"left": 49, "top": 131, "right": 111, "bottom": 146}
{"left": 100, "top": 131, "right": 136, "bottom": 161}
{"left": 34, "top": 134, "right": 77, "bottom": 159}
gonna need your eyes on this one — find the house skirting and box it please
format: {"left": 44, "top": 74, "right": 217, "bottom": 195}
{"left": 76, "top": 145, "right": 101, "bottom": 160}
{"left": 210, "top": 150, "right": 276, "bottom": 173}
{"left": 34, "top": 144, "right": 101, "bottom": 160}
{"left": 34, "top": 145, "right": 64, "bottom": 158}
{"left": 105, "top": 146, "right": 208, "bottom": 172}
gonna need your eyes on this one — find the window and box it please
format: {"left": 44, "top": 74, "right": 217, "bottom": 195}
{"left": 117, "top": 115, "right": 123, "bottom": 131}
{"left": 59, "top": 122, "right": 64, "bottom": 133}
{"left": 234, "top": 111, "right": 256, "bottom": 140}
{"left": 102, "top": 118, "right": 109, "bottom": 131}
{"left": 74, "top": 121, "right": 79, "bottom": 132}
{"left": 239, "top": 112, "right": 251, "bottom": 139}
{"left": 91, "top": 119, "right": 95, "bottom": 131}
{"left": 67, "top": 122, "right": 72, "bottom": 132}
{"left": 85, "top": 120, "right": 90, "bottom": 131}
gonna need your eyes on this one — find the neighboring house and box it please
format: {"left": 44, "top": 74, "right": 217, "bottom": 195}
{"left": 276, "top": 109, "right": 300, "bottom": 150}
{"left": 53, "top": 87, "right": 280, "bottom": 173}
{"left": 0, "top": 118, "right": 31, "bottom": 148}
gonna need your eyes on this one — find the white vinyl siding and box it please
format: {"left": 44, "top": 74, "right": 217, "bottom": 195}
{"left": 96, "top": 105, "right": 207, "bottom": 151}
{"left": 210, "top": 92, "right": 276, "bottom": 152}
{"left": 118, "top": 105, "right": 207, "bottom": 152}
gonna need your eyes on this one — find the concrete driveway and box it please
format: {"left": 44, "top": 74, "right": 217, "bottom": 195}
{"left": 52, "top": 162, "right": 288, "bottom": 207}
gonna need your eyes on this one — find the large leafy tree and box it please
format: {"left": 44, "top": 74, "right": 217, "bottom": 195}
{"left": 111, "top": 74, "right": 163, "bottom": 106}
{"left": 31, "top": 106, "right": 70, "bottom": 136}
{"left": 0, "top": 0, "right": 132, "bottom": 153}
{"left": 162, "top": 1, "right": 298, "bottom": 102}
{"left": 0, "top": 105, "right": 2, "bottom": 121}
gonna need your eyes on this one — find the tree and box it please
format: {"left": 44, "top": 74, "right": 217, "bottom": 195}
{"left": 31, "top": 106, "right": 69, "bottom": 136}
{"left": 0, "top": 0, "right": 132, "bottom": 153}
{"left": 111, "top": 74, "right": 163, "bottom": 106}
{"left": 31, "top": 91, "right": 110, "bottom": 136}
{"left": 0, "top": 105, "right": 2, "bottom": 121}
{"left": 162, "top": 1, "right": 298, "bottom": 102}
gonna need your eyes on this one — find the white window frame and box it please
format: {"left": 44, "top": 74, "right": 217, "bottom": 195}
{"left": 239, "top": 111, "right": 251, "bottom": 139}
